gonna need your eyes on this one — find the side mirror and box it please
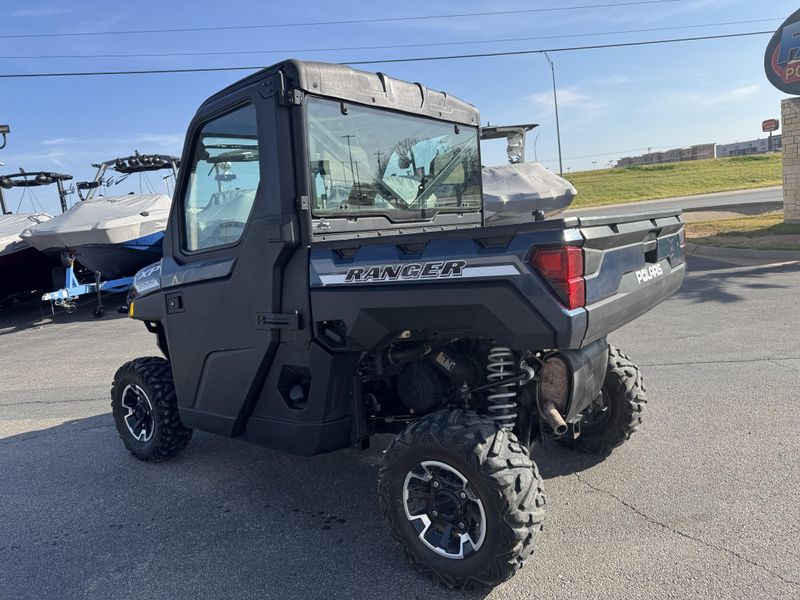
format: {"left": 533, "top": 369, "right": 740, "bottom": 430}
{"left": 398, "top": 156, "right": 411, "bottom": 170}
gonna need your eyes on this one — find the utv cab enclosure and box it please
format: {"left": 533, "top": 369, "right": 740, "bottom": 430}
{"left": 114, "top": 60, "right": 686, "bottom": 589}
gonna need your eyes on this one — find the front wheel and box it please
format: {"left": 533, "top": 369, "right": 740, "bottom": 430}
{"left": 111, "top": 357, "right": 192, "bottom": 462}
{"left": 378, "top": 410, "right": 545, "bottom": 589}
{"left": 559, "top": 345, "right": 646, "bottom": 454}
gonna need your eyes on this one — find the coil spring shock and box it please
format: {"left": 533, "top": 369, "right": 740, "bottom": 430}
{"left": 486, "top": 346, "right": 518, "bottom": 430}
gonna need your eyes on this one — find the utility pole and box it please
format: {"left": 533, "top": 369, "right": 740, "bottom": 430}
{"left": 341, "top": 135, "right": 357, "bottom": 180}
{"left": 543, "top": 52, "right": 563, "bottom": 177}
{"left": 0, "top": 124, "right": 8, "bottom": 214}
{"left": 373, "top": 150, "right": 385, "bottom": 172}
{"left": 341, "top": 134, "right": 362, "bottom": 200}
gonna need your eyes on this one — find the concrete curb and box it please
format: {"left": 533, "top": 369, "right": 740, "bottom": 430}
{"left": 685, "top": 242, "right": 800, "bottom": 261}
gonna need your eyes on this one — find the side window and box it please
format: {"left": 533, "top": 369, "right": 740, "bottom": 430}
{"left": 182, "top": 103, "right": 260, "bottom": 251}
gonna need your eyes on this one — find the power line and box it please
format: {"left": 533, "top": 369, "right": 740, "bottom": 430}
{"left": 0, "top": 18, "right": 781, "bottom": 60}
{"left": 0, "top": 0, "right": 683, "bottom": 39}
{"left": 0, "top": 30, "right": 773, "bottom": 79}
{"left": 349, "top": 31, "right": 774, "bottom": 65}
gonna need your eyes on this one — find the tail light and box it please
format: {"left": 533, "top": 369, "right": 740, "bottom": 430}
{"left": 677, "top": 227, "right": 686, "bottom": 264}
{"left": 530, "top": 246, "right": 585, "bottom": 310}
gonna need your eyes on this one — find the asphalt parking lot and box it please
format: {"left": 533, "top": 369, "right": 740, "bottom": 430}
{"left": 1, "top": 255, "right": 799, "bottom": 599}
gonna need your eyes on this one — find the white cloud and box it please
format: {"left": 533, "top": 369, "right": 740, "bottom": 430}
{"left": 133, "top": 133, "right": 185, "bottom": 147}
{"left": 11, "top": 7, "right": 72, "bottom": 17}
{"left": 41, "top": 137, "right": 78, "bottom": 146}
{"left": 598, "top": 75, "right": 632, "bottom": 86}
{"left": 528, "top": 86, "right": 604, "bottom": 111}
{"left": 41, "top": 133, "right": 184, "bottom": 151}
{"left": 654, "top": 83, "right": 761, "bottom": 113}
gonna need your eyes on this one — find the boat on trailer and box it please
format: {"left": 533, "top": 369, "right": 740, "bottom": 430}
{"left": 19, "top": 153, "right": 179, "bottom": 315}
{"left": 480, "top": 123, "right": 576, "bottom": 224}
{"left": 0, "top": 170, "right": 73, "bottom": 302}
{"left": 21, "top": 152, "right": 180, "bottom": 281}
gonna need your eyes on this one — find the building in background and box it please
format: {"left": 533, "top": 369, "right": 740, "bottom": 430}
{"left": 616, "top": 143, "right": 717, "bottom": 168}
{"left": 615, "top": 136, "right": 782, "bottom": 168}
{"left": 716, "top": 135, "right": 782, "bottom": 157}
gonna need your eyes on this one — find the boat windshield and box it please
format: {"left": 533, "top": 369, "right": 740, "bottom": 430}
{"left": 306, "top": 97, "right": 482, "bottom": 220}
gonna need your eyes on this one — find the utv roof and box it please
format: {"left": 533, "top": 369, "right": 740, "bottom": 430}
{"left": 202, "top": 59, "right": 480, "bottom": 127}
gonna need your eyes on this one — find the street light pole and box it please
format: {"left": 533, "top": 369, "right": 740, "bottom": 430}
{"left": 543, "top": 52, "right": 563, "bottom": 177}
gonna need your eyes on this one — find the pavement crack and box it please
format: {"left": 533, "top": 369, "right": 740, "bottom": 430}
{"left": 641, "top": 357, "right": 800, "bottom": 368}
{"left": 573, "top": 473, "right": 800, "bottom": 589}
{"left": 0, "top": 397, "right": 107, "bottom": 407}
{"left": 768, "top": 359, "right": 800, "bottom": 373}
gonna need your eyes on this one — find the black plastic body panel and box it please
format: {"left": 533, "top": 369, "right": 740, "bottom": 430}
{"left": 244, "top": 343, "right": 362, "bottom": 456}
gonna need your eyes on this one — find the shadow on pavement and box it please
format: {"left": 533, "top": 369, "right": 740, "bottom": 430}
{"left": 0, "top": 417, "right": 493, "bottom": 600}
{"left": 678, "top": 257, "right": 800, "bottom": 305}
{"left": 0, "top": 292, "right": 127, "bottom": 335}
{"left": 533, "top": 443, "right": 607, "bottom": 478}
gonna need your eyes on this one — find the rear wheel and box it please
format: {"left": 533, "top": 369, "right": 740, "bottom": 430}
{"left": 559, "top": 345, "right": 646, "bottom": 454}
{"left": 379, "top": 410, "right": 545, "bottom": 589}
{"left": 111, "top": 357, "right": 192, "bottom": 461}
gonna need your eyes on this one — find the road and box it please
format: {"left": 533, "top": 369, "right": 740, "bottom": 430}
{"left": 568, "top": 186, "right": 783, "bottom": 218}
{"left": 1, "top": 255, "right": 799, "bottom": 600}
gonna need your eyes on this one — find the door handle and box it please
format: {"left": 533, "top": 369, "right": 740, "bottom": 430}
{"left": 166, "top": 292, "right": 184, "bottom": 313}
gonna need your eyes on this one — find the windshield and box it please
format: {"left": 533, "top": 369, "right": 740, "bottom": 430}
{"left": 306, "top": 97, "right": 482, "bottom": 220}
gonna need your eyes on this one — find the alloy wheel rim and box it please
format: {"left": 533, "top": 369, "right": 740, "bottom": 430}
{"left": 402, "top": 460, "right": 486, "bottom": 559}
{"left": 121, "top": 384, "right": 155, "bottom": 443}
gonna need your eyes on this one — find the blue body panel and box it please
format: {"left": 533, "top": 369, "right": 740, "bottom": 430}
{"left": 308, "top": 214, "right": 686, "bottom": 352}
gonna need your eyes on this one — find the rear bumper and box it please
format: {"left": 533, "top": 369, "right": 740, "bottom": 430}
{"left": 583, "top": 262, "right": 686, "bottom": 346}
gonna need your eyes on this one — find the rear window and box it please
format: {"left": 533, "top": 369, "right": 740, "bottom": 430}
{"left": 307, "top": 97, "right": 481, "bottom": 221}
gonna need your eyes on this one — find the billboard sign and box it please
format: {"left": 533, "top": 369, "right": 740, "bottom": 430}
{"left": 762, "top": 119, "right": 780, "bottom": 132}
{"left": 765, "top": 9, "right": 800, "bottom": 94}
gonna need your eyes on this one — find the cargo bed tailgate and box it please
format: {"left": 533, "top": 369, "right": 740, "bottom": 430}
{"left": 578, "top": 210, "right": 686, "bottom": 345}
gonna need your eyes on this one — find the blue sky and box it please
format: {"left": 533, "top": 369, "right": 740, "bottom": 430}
{"left": 0, "top": 0, "right": 796, "bottom": 214}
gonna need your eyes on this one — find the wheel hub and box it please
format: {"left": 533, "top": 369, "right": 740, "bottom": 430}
{"left": 432, "top": 488, "right": 461, "bottom": 521}
{"left": 121, "top": 384, "right": 154, "bottom": 443}
{"left": 402, "top": 460, "right": 486, "bottom": 559}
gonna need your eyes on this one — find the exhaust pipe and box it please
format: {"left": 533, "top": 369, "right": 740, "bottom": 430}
{"left": 541, "top": 399, "right": 568, "bottom": 436}
{"left": 540, "top": 356, "right": 569, "bottom": 436}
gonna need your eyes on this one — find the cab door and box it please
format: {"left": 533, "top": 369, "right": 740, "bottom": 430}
{"left": 160, "top": 84, "right": 299, "bottom": 436}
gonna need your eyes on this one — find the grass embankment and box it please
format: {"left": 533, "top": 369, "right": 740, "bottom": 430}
{"left": 567, "top": 154, "right": 782, "bottom": 209}
{"left": 687, "top": 213, "right": 800, "bottom": 251}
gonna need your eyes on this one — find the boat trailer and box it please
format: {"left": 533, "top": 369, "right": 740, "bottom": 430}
{"left": 41, "top": 257, "right": 132, "bottom": 317}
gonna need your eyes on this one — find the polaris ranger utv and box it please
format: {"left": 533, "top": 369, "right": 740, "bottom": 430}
{"left": 112, "top": 60, "right": 686, "bottom": 589}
